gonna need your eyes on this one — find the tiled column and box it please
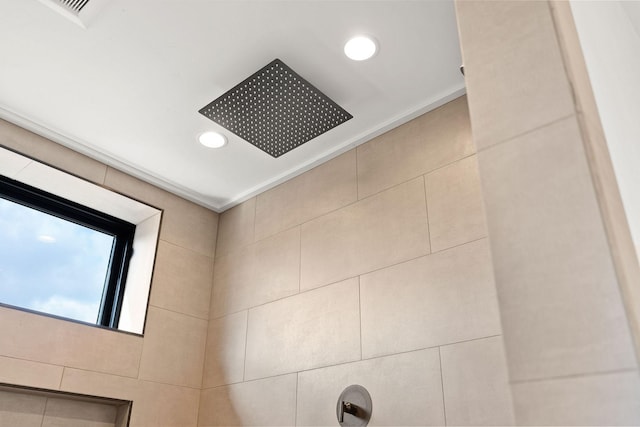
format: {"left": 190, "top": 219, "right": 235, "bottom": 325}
{"left": 455, "top": 1, "right": 640, "bottom": 424}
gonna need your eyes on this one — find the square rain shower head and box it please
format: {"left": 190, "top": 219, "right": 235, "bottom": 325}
{"left": 199, "top": 59, "right": 353, "bottom": 158}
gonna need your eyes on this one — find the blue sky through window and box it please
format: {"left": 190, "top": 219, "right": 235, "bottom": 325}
{"left": 0, "top": 197, "right": 114, "bottom": 323}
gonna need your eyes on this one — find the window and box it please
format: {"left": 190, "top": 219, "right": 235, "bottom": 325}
{"left": 0, "top": 146, "right": 161, "bottom": 334}
{"left": 0, "top": 175, "right": 136, "bottom": 328}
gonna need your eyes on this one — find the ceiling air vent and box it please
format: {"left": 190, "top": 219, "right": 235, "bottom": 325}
{"left": 37, "top": 0, "right": 108, "bottom": 28}
{"left": 199, "top": 59, "right": 353, "bottom": 158}
{"left": 56, "top": 0, "right": 90, "bottom": 13}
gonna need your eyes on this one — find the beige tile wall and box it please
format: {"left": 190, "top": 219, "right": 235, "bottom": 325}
{"left": 440, "top": 336, "right": 514, "bottom": 426}
{"left": 297, "top": 349, "right": 445, "bottom": 426}
{"left": 198, "top": 374, "right": 297, "bottom": 427}
{"left": 2, "top": 96, "right": 512, "bottom": 426}
{"left": 0, "top": 390, "right": 47, "bottom": 427}
{"left": 201, "top": 96, "right": 514, "bottom": 426}
{"left": 0, "top": 119, "right": 219, "bottom": 426}
{"left": 455, "top": 0, "right": 640, "bottom": 423}
{"left": 0, "top": 389, "right": 124, "bottom": 427}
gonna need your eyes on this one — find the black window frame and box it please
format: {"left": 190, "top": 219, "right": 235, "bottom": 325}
{"left": 0, "top": 175, "right": 136, "bottom": 328}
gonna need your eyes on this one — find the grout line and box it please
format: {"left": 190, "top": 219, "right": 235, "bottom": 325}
{"left": 200, "top": 248, "right": 218, "bottom": 386}
{"left": 148, "top": 303, "right": 209, "bottom": 322}
{"left": 242, "top": 310, "right": 250, "bottom": 382}
{"left": 15, "top": 159, "right": 33, "bottom": 176}
{"left": 437, "top": 334, "right": 502, "bottom": 349}
{"left": 0, "top": 354, "right": 63, "bottom": 368}
{"left": 294, "top": 372, "right": 299, "bottom": 426}
{"left": 298, "top": 227, "right": 302, "bottom": 293}
{"left": 201, "top": 372, "right": 300, "bottom": 392}
{"left": 157, "top": 236, "right": 215, "bottom": 259}
{"left": 208, "top": 274, "right": 361, "bottom": 320}
{"left": 475, "top": 113, "right": 576, "bottom": 154}
{"left": 201, "top": 334, "right": 504, "bottom": 391}
{"left": 198, "top": 319, "right": 211, "bottom": 391}
{"left": 358, "top": 276, "right": 363, "bottom": 361}
{"left": 23, "top": 364, "right": 139, "bottom": 381}
{"left": 39, "top": 397, "right": 48, "bottom": 427}
{"left": 209, "top": 236, "right": 489, "bottom": 321}
{"left": 245, "top": 155, "right": 475, "bottom": 247}
{"left": 195, "top": 381, "right": 203, "bottom": 427}
{"left": 252, "top": 196, "right": 258, "bottom": 244}
{"left": 430, "top": 236, "right": 487, "bottom": 255}
{"left": 423, "top": 175, "right": 432, "bottom": 254}
{"left": 206, "top": 245, "right": 216, "bottom": 319}
{"left": 58, "top": 367, "right": 65, "bottom": 390}
{"left": 159, "top": 238, "right": 216, "bottom": 259}
{"left": 101, "top": 165, "right": 108, "bottom": 186}
{"left": 358, "top": 152, "right": 478, "bottom": 202}
{"left": 238, "top": 154, "right": 488, "bottom": 256}
{"left": 438, "top": 347, "right": 448, "bottom": 426}
{"left": 355, "top": 146, "right": 361, "bottom": 200}
{"left": 423, "top": 152, "right": 478, "bottom": 179}
{"left": 57, "top": 364, "right": 204, "bottom": 391}
{"left": 510, "top": 367, "right": 638, "bottom": 386}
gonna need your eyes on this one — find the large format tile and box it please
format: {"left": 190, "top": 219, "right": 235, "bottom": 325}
{"left": 357, "top": 96, "right": 474, "bottom": 199}
{"left": 440, "top": 336, "right": 514, "bottom": 426}
{"left": 203, "top": 311, "right": 248, "bottom": 388}
{"left": 133, "top": 380, "right": 200, "bottom": 427}
{"left": 425, "top": 155, "right": 487, "bottom": 252}
{"left": 455, "top": 0, "right": 575, "bottom": 149}
{"left": 216, "top": 198, "right": 256, "bottom": 258}
{"left": 301, "top": 178, "right": 429, "bottom": 291}
{"left": 104, "top": 167, "right": 219, "bottom": 257}
{"left": 297, "top": 349, "right": 444, "bottom": 426}
{"left": 199, "top": 374, "right": 297, "bottom": 427}
{"left": 60, "top": 369, "right": 199, "bottom": 427}
{"left": 0, "top": 390, "right": 47, "bottom": 427}
{"left": 138, "top": 307, "right": 207, "bottom": 389}
{"left": 244, "top": 278, "right": 360, "bottom": 380}
{"left": 512, "top": 371, "right": 640, "bottom": 425}
{"left": 0, "top": 307, "right": 142, "bottom": 378}
{"left": 360, "top": 238, "right": 501, "bottom": 358}
{"left": 61, "top": 369, "right": 138, "bottom": 402}
{"left": 149, "top": 241, "right": 214, "bottom": 319}
{"left": 0, "top": 119, "right": 107, "bottom": 184}
{"left": 478, "top": 116, "right": 637, "bottom": 381}
{"left": 211, "top": 227, "right": 300, "bottom": 317}
{"left": 255, "top": 150, "right": 357, "bottom": 241}
{"left": 0, "top": 356, "right": 63, "bottom": 390}
{"left": 42, "top": 398, "right": 117, "bottom": 427}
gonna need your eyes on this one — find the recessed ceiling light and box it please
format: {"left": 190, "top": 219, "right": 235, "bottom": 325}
{"left": 344, "top": 36, "right": 378, "bottom": 61}
{"left": 198, "top": 131, "right": 227, "bottom": 148}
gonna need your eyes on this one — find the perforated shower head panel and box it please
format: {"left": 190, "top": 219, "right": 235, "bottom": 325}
{"left": 199, "top": 59, "right": 353, "bottom": 158}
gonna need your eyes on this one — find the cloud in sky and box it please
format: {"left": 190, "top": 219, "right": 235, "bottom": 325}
{"left": 0, "top": 197, "right": 114, "bottom": 323}
{"left": 31, "top": 295, "right": 100, "bottom": 323}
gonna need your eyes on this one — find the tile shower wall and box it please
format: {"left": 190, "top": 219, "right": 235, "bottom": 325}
{"left": 0, "top": 389, "right": 127, "bottom": 427}
{"left": 455, "top": 0, "right": 640, "bottom": 423}
{"left": 0, "top": 119, "right": 219, "bottom": 427}
{"left": 200, "top": 96, "right": 515, "bottom": 426}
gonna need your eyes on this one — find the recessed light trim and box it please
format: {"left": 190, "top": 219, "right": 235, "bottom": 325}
{"left": 344, "top": 36, "right": 378, "bottom": 61}
{"left": 198, "top": 131, "right": 227, "bottom": 148}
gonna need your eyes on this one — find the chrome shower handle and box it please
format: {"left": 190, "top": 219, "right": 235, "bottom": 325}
{"left": 338, "top": 401, "right": 358, "bottom": 422}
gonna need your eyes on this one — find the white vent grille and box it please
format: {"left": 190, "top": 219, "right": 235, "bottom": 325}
{"left": 38, "top": 0, "right": 107, "bottom": 28}
{"left": 56, "top": 0, "right": 91, "bottom": 14}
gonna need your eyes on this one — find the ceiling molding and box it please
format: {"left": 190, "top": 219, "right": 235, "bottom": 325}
{"left": 0, "top": 84, "right": 465, "bottom": 213}
{"left": 217, "top": 85, "right": 467, "bottom": 211}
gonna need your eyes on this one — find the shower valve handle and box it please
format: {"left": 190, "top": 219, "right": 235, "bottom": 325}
{"left": 339, "top": 401, "right": 359, "bottom": 422}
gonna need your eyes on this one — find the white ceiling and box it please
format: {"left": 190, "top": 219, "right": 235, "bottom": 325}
{"left": 0, "top": 0, "right": 464, "bottom": 212}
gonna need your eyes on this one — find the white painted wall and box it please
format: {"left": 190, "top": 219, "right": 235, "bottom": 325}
{"left": 571, "top": 0, "right": 640, "bottom": 260}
